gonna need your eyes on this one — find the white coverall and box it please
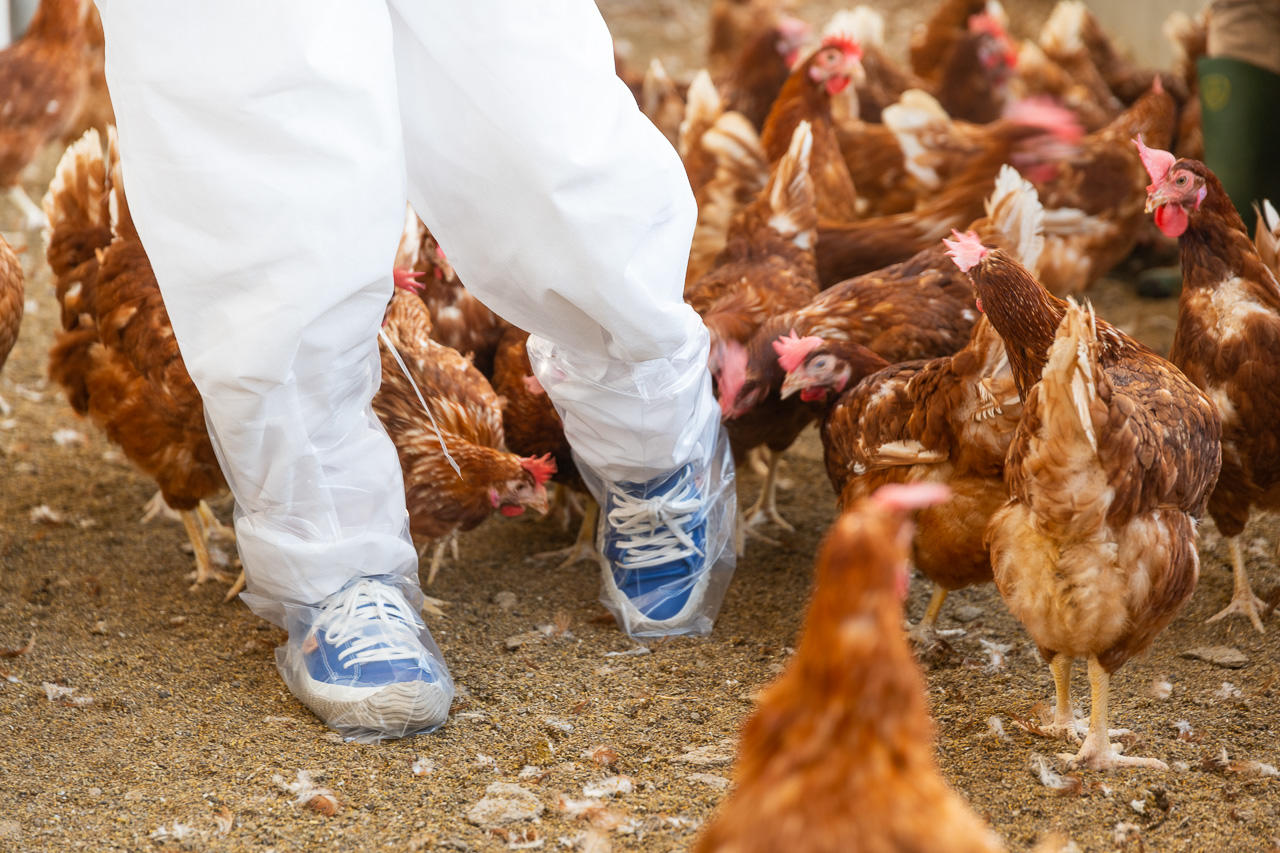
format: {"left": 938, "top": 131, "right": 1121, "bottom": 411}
{"left": 95, "top": 1, "right": 722, "bottom": 625}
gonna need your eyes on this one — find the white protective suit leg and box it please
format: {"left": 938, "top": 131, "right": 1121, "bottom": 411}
{"left": 96, "top": 1, "right": 454, "bottom": 740}
{"left": 96, "top": 1, "right": 421, "bottom": 624}
{"left": 385, "top": 1, "right": 736, "bottom": 637}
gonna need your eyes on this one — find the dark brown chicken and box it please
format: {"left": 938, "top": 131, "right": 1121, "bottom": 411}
{"left": 44, "top": 128, "right": 230, "bottom": 590}
{"left": 1142, "top": 143, "right": 1280, "bottom": 631}
{"left": 716, "top": 15, "right": 809, "bottom": 132}
{"left": 779, "top": 315, "right": 1022, "bottom": 640}
{"left": 695, "top": 483, "right": 1006, "bottom": 853}
{"left": 0, "top": 0, "right": 91, "bottom": 230}
{"left": 951, "top": 232, "right": 1221, "bottom": 770}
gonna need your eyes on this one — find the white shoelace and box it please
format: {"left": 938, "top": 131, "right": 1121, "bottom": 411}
{"left": 313, "top": 580, "right": 425, "bottom": 668}
{"left": 606, "top": 478, "right": 705, "bottom": 570}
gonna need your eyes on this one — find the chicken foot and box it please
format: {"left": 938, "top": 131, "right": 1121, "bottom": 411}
{"left": 531, "top": 499, "right": 600, "bottom": 568}
{"left": 1206, "top": 538, "right": 1267, "bottom": 632}
{"left": 742, "top": 448, "right": 794, "bottom": 538}
{"left": 1058, "top": 657, "right": 1167, "bottom": 771}
{"left": 1041, "top": 654, "right": 1081, "bottom": 741}
{"left": 908, "top": 586, "right": 949, "bottom": 646}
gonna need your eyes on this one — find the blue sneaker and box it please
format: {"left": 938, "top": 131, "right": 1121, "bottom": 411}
{"left": 600, "top": 464, "right": 711, "bottom": 635}
{"left": 281, "top": 579, "right": 451, "bottom": 739}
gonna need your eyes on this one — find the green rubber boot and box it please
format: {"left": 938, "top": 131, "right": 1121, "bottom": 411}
{"left": 1198, "top": 56, "right": 1280, "bottom": 234}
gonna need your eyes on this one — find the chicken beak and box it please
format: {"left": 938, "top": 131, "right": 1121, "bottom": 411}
{"left": 779, "top": 373, "right": 803, "bottom": 400}
{"left": 529, "top": 485, "right": 551, "bottom": 516}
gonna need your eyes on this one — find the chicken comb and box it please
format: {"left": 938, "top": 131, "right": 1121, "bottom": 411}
{"left": 716, "top": 340, "right": 749, "bottom": 418}
{"left": 772, "top": 330, "right": 824, "bottom": 373}
{"left": 1133, "top": 135, "right": 1176, "bottom": 185}
{"left": 1002, "top": 98, "right": 1083, "bottom": 142}
{"left": 820, "top": 32, "right": 863, "bottom": 61}
{"left": 520, "top": 453, "right": 556, "bottom": 487}
{"left": 393, "top": 268, "right": 426, "bottom": 292}
{"left": 872, "top": 482, "right": 952, "bottom": 511}
{"left": 967, "top": 11, "right": 1006, "bottom": 38}
{"left": 944, "top": 230, "right": 992, "bottom": 273}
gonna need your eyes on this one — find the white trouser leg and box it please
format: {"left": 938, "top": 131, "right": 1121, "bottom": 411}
{"left": 385, "top": 0, "right": 720, "bottom": 484}
{"left": 96, "top": 1, "right": 418, "bottom": 624}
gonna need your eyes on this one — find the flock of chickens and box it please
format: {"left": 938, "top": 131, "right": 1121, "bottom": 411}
{"left": 1, "top": 0, "right": 1279, "bottom": 849}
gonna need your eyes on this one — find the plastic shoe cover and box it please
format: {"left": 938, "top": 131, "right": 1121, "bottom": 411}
{"left": 595, "top": 424, "right": 737, "bottom": 638}
{"left": 277, "top": 576, "right": 453, "bottom": 742}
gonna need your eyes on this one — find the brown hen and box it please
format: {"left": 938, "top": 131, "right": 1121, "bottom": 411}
{"left": 951, "top": 233, "right": 1221, "bottom": 770}
{"left": 686, "top": 121, "right": 819, "bottom": 537}
{"left": 1143, "top": 145, "right": 1280, "bottom": 632}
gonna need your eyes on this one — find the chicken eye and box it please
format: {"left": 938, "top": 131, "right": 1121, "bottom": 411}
{"left": 813, "top": 355, "right": 832, "bottom": 370}
{"left": 1174, "top": 174, "right": 1188, "bottom": 186}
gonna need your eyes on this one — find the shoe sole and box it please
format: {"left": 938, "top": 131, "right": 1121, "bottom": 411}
{"left": 288, "top": 667, "right": 451, "bottom": 738}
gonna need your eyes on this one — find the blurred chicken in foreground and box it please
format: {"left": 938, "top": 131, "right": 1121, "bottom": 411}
{"left": 695, "top": 482, "right": 1006, "bottom": 853}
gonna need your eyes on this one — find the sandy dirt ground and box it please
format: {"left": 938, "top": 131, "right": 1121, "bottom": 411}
{"left": 2, "top": 2, "right": 1279, "bottom": 852}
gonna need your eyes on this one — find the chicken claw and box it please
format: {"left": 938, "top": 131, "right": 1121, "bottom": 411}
{"left": 1206, "top": 540, "right": 1267, "bottom": 631}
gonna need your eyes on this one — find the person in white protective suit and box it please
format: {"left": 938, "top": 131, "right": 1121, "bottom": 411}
{"left": 94, "top": 1, "right": 737, "bottom": 740}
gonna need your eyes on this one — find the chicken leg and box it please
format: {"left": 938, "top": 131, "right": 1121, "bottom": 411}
{"left": 907, "top": 586, "right": 949, "bottom": 645}
{"left": 1206, "top": 537, "right": 1266, "bottom": 632}
{"left": 180, "top": 508, "right": 233, "bottom": 589}
{"left": 1058, "top": 657, "right": 1167, "bottom": 771}
{"left": 1042, "top": 653, "right": 1081, "bottom": 741}
{"left": 742, "top": 448, "right": 794, "bottom": 537}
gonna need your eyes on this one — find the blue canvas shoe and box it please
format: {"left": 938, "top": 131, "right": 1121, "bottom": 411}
{"left": 281, "top": 578, "right": 451, "bottom": 739}
{"left": 600, "top": 464, "right": 712, "bottom": 635}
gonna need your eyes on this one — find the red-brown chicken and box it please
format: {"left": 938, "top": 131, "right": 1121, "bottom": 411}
{"left": 374, "top": 278, "right": 553, "bottom": 581}
{"left": 0, "top": 0, "right": 91, "bottom": 230}
{"left": 0, "top": 235, "right": 24, "bottom": 415}
{"left": 779, "top": 314, "right": 1023, "bottom": 641}
{"left": 393, "top": 208, "right": 509, "bottom": 378}
{"left": 950, "top": 231, "right": 1221, "bottom": 769}
{"left": 1141, "top": 143, "right": 1280, "bottom": 632}
{"left": 760, "top": 34, "right": 864, "bottom": 222}
{"left": 44, "top": 128, "right": 231, "bottom": 590}
{"left": 695, "top": 483, "right": 1006, "bottom": 853}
